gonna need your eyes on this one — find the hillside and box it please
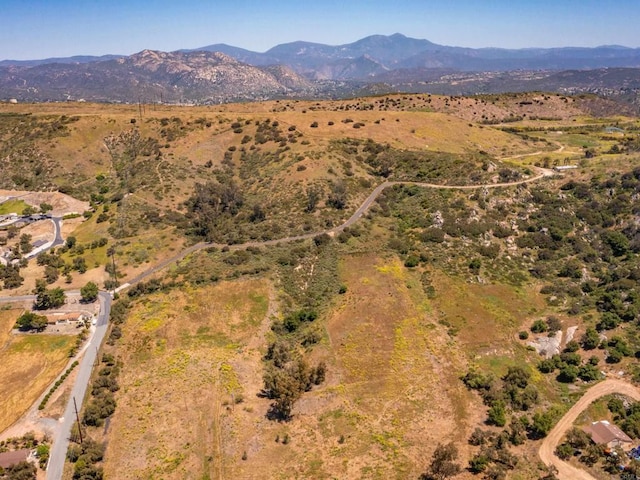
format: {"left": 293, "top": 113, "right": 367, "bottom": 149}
{"left": 1, "top": 34, "right": 640, "bottom": 105}
{"left": 1, "top": 95, "right": 640, "bottom": 480}
{"left": 0, "top": 49, "right": 315, "bottom": 104}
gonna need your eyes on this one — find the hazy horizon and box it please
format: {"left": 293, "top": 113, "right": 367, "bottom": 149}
{"left": 2, "top": 0, "right": 639, "bottom": 61}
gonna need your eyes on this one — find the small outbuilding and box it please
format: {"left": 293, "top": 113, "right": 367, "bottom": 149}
{"left": 586, "top": 420, "right": 633, "bottom": 450}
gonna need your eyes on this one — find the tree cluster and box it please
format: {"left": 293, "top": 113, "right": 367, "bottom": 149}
{"left": 66, "top": 438, "right": 104, "bottom": 480}
{"left": 82, "top": 355, "right": 120, "bottom": 427}
{"left": 0, "top": 264, "right": 23, "bottom": 290}
{"left": 80, "top": 282, "right": 99, "bottom": 303}
{"left": 462, "top": 366, "right": 539, "bottom": 428}
{"left": 421, "top": 442, "right": 461, "bottom": 480}
{"left": 185, "top": 180, "right": 244, "bottom": 241}
{"left": 262, "top": 309, "right": 326, "bottom": 420}
{"left": 0, "top": 461, "right": 36, "bottom": 480}
{"left": 15, "top": 311, "right": 48, "bottom": 332}
{"left": 33, "top": 280, "right": 65, "bottom": 310}
{"left": 468, "top": 428, "right": 520, "bottom": 478}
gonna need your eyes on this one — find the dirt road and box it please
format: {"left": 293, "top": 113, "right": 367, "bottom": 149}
{"left": 124, "top": 168, "right": 554, "bottom": 287}
{"left": 539, "top": 379, "right": 640, "bottom": 480}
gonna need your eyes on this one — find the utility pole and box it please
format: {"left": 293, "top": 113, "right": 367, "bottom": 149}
{"left": 107, "top": 246, "right": 119, "bottom": 290}
{"left": 111, "top": 251, "right": 118, "bottom": 287}
{"left": 73, "top": 396, "right": 83, "bottom": 444}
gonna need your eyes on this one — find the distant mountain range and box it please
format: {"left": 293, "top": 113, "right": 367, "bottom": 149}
{"left": 1, "top": 33, "right": 639, "bottom": 104}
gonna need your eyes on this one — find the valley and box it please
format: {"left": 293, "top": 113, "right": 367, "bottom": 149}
{"left": 0, "top": 92, "right": 639, "bottom": 480}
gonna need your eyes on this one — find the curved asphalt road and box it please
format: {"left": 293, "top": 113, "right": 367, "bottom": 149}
{"left": 24, "top": 217, "right": 64, "bottom": 260}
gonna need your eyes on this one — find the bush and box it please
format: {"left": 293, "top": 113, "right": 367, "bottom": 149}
{"left": 469, "top": 454, "right": 490, "bottom": 473}
{"left": 578, "top": 364, "right": 600, "bottom": 382}
{"left": 529, "top": 408, "right": 560, "bottom": 439}
{"left": 557, "top": 365, "right": 578, "bottom": 383}
{"left": 546, "top": 316, "right": 562, "bottom": 333}
{"left": 581, "top": 328, "right": 600, "bottom": 349}
{"left": 487, "top": 400, "right": 506, "bottom": 426}
{"left": 563, "top": 340, "right": 580, "bottom": 353}
{"left": 462, "top": 371, "right": 495, "bottom": 391}
{"left": 606, "top": 349, "right": 623, "bottom": 363}
{"left": 538, "top": 359, "right": 556, "bottom": 374}
{"left": 404, "top": 255, "right": 419, "bottom": 268}
{"left": 555, "top": 442, "right": 574, "bottom": 460}
{"left": 531, "top": 319, "right": 548, "bottom": 333}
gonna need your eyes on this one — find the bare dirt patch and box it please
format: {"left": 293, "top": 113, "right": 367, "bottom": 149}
{"left": 0, "top": 190, "right": 89, "bottom": 217}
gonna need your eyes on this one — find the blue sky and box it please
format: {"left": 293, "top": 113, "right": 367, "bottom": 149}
{"left": 1, "top": 0, "right": 639, "bottom": 60}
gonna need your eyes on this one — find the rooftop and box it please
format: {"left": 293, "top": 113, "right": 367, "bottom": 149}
{"left": 0, "top": 448, "right": 30, "bottom": 468}
{"left": 587, "top": 420, "right": 632, "bottom": 445}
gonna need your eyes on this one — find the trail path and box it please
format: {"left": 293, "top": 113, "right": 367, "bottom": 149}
{"left": 499, "top": 142, "right": 568, "bottom": 160}
{"left": 539, "top": 379, "right": 640, "bottom": 480}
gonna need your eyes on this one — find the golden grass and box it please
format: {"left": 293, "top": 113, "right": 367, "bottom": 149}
{"left": 0, "top": 98, "right": 539, "bottom": 188}
{"left": 0, "top": 309, "right": 75, "bottom": 432}
{"left": 104, "top": 260, "right": 476, "bottom": 479}
{"left": 101, "top": 251, "right": 565, "bottom": 478}
{"left": 430, "top": 271, "right": 545, "bottom": 351}
{"left": 0, "top": 308, "right": 20, "bottom": 346}
{"left": 274, "top": 253, "right": 475, "bottom": 479}
{"left": 104, "top": 279, "right": 270, "bottom": 480}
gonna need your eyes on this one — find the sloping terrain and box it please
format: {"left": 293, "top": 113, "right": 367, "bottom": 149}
{"left": 0, "top": 50, "right": 314, "bottom": 103}
{"left": 1, "top": 34, "right": 640, "bottom": 103}
{"left": 1, "top": 96, "right": 639, "bottom": 480}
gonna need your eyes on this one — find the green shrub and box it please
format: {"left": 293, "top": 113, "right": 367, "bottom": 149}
{"left": 531, "top": 319, "right": 548, "bottom": 333}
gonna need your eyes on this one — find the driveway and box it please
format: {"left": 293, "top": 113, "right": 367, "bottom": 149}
{"left": 539, "top": 379, "right": 640, "bottom": 480}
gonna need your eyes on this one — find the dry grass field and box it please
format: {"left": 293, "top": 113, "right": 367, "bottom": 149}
{"left": 104, "top": 279, "right": 271, "bottom": 480}
{"left": 100, "top": 252, "right": 563, "bottom": 479}
{"left": 0, "top": 308, "right": 75, "bottom": 433}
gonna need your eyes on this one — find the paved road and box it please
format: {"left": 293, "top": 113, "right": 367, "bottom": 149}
{"left": 45, "top": 291, "right": 111, "bottom": 480}
{"left": 52, "top": 217, "right": 64, "bottom": 247}
{"left": 0, "top": 294, "right": 38, "bottom": 304}
{"left": 539, "top": 379, "right": 640, "bottom": 480}
{"left": 25, "top": 217, "right": 64, "bottom": 259}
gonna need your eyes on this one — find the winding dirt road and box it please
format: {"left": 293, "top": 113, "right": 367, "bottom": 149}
{"left": 122, "top": 168, "right": 554, "bottom": 287}
{"left": 539, "top": 379, "right": 640, "bottom": 480}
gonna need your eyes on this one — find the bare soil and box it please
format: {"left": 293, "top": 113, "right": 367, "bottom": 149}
{"left": 0, "top": 189, "right": 89, "bottom": 217}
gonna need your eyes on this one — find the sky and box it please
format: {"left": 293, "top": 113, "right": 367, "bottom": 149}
{"left": 1, "top": 0, "right": 639, "bottom": 60}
